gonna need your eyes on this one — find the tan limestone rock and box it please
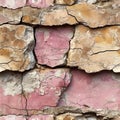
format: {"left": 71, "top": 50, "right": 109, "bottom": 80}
{"left": 56, "top": 113, "right": 97, "bottom": 120}
{"left": 0, "top": 3, "right": 119, "bottom": 27}
{"left": 0, "top": 7, "right": 22, "bottom": 25}
{"left": 66, "top": 3, "right": 120, "bottom": 28}
{"left": 39, "top": 6, "right": 77, "bottom": 26}
{"left": 22, "top": 6, "right": 41, "bottom": 25}
{"left": 67, "top": 25, "right": 120, "bottom": 73}
{"left": 0, "top": 24, "right": 35, "bottom": 72}
{"left": 55, "top": 0, "right": 76, "bottom": 5}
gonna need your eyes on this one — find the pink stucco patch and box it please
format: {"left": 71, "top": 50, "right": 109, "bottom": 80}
{"left": 35, "top": 26, "right": 73, "bottom": 67}
{"left": 59, "top": 69, "right": 120, "bottom": 110}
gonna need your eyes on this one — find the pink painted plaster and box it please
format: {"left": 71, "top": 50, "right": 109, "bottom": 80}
{"left": 35, "top": 26, "right": 73, "bottom": 67}
{"left": 59, "top": 69, "right": 120, "bottom": 110}
{"left": 27, "top": 0, "right": 54, "bottom": 8}
{"left": 0, "top": 0, "right": 26, "bottom": 9}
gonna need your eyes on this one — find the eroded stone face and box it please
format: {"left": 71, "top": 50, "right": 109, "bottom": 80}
{"left": 66, "top": 3, "right": 120, "bottom": 28}
{"left": 56, "top": 113, "right": 97, "bottom": 120}
{"left": 67, "top": 25, "right": 120, "bottom": 73}
{"left": 27, "top": 0, "right": 54, "bottom": 8}
{"left": 39, "top": 6, "right": 77, "bottom": 26}
{"left": 28, "top": 115, "right": 54, "bottom": 120}
{"left": 0, "top": 24, "right": 35, "bottom": 72}
{"left": 22, "top": 68, "right": 71, "bottom": 111}
{"left": 55, "top": 0, "right": 76, "bottom": 5}
{"left": 0, "top": 68, "right": 71, "bottom": 115}
{"left": 0, "top": 71, "right": 26, "bottom": 115}
{"left": 0, "top": 114, "right": 54, "bottom": 120}
{"left": 35, "top": 26, "right": 73, "bottom": 67}
{"left": 0, "top": 0, "right": 26, "bottom": 9}
{"left": 0, "top": 115, "right": 26, "bottom": 120}
{"left": 59, "top": 69, "right": 120, "bottom": 110}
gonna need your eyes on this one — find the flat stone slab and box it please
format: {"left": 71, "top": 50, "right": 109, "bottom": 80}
{"left": 35, "top": 26, "right": 73, "bottom": 67}
{"left": 59, "top": 69, "right": 120, "bottom": 110}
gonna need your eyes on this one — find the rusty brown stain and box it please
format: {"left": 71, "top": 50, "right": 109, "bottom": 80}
{"left": 13, "top": 40, "right": 25, "bottom": 49}
{"left": 22, "top": 15, "right": 31, "bottom": 23}
{"left": 16, "top": 26, "right": 25, "bottom": 37}
{"left": 64, "top": 0, "right": 75, "bottom": 5}
{"left": 81, "top": 47, "right": 91, "bottom": 57}
{"left": 95, "top": 28, "right": 114, "bottom": 44}
{"left": 0, "top": 49, "right": 11, "bottom": 57}
{"left": 64, "top": 115, "right": 75, "bottom": 120}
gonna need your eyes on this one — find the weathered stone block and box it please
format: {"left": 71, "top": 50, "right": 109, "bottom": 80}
{"left": 0, "top": 24, "right": 35, "bottom": 72}
{"left": 59, "top": 69, "right": 120, "bottom": 110}
{"left": 0, "top": 68, "right": 71, "bottom": 115}
{"left": 35, "top": 26, "right": 73, "bottom": 67}
{"left": 67, "top": 25, "right": 120, "bottom": 73}
{"left": 0, "top": 71, "right": 26, "bottom": 115}
{"left": 27, "top": 0, "right": 54, "bottom": 8}
{"left": 23, "top": 68, "right": 71, "bottom": 111}
{"left": 0, "top": 0, "right": 26, "bottom": 9}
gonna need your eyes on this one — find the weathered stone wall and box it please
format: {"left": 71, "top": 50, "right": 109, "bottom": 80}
{"left": 0, "top": 0, "right": 120, "bottom": 119}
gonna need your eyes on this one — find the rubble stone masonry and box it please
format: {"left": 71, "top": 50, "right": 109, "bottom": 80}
{"left": 0, "top": 0, "right": 120, "bottom": 120}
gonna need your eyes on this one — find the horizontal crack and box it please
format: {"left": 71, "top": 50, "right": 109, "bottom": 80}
{"left": 90, "top": 49, "right": 120, "bottom": 55}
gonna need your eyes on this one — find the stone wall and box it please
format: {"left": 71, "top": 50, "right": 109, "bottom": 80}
{"left": 0, "top": 0, "right": 120, "bottom": 119}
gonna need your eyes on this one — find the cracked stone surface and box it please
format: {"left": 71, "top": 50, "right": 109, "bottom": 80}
{"left": 59, "top": 69, "right": 120, "bottom": 110}
{"left": 0, "top": 24, "right": 35, "bottom": 72}
{"left": 0, "top": 71, "right": 26, "bottom": 115}
{"left": 67, "top": 25, "right": 120, "bottom": 73}
{"left": 0, "top": 2, "right": 119, "bottom": 27}
{"left": 0, "top": 68, "right": 71, "bottom": 115}
{"left": 0, "top": 0, "right": 120, "bottom": 118}
{"left": 39, "top": 3, "right": 120, "bottom": 27}
{"left": 35, "top": 26, "right": 74, "bottom": 67}
{"left": 22, "top": 67, "right": 71, "bottom": 111}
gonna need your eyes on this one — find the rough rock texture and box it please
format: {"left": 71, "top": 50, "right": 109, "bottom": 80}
{"left": 0, "top": 68, "right": 71, "bottom": 115}
{"left": 0, "top": 71, "right": 26, "bottom": 115}
{"left": 23, "top": 67, "right": 71, "bottom": 111}
{"left": 0, "top": 2, "right": 119, "bottom": 27}
{"left": 27, "top": 0, "right": 54, "bottom": 8}
{"left": 0, "top": 114, "right": 54, "bottom": 120}
{"left": 59, "top": 69, "right": 120, "bottom": 110}
{"left": 35, "top": 26, "right": 73, "bottom": 67}
{"left": 67, "top": 25, "right": 120, "bottom": 73}
{"left": 0, "top": 0, "right": 26, "bottom": 9}
{"left": 39, "top": 3, "right": 120, "bottom": 27}
{"left": 0, "top": 0, "right": 120, "bottom": 119}
{"left": 56, "top": 113, "right": 98, "bottom": 120}
{"left": 55, "top": 0, "right": 76, "bottom": 5}
{"left": 0, "top": 24, "right": 35, "bottom": 72}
